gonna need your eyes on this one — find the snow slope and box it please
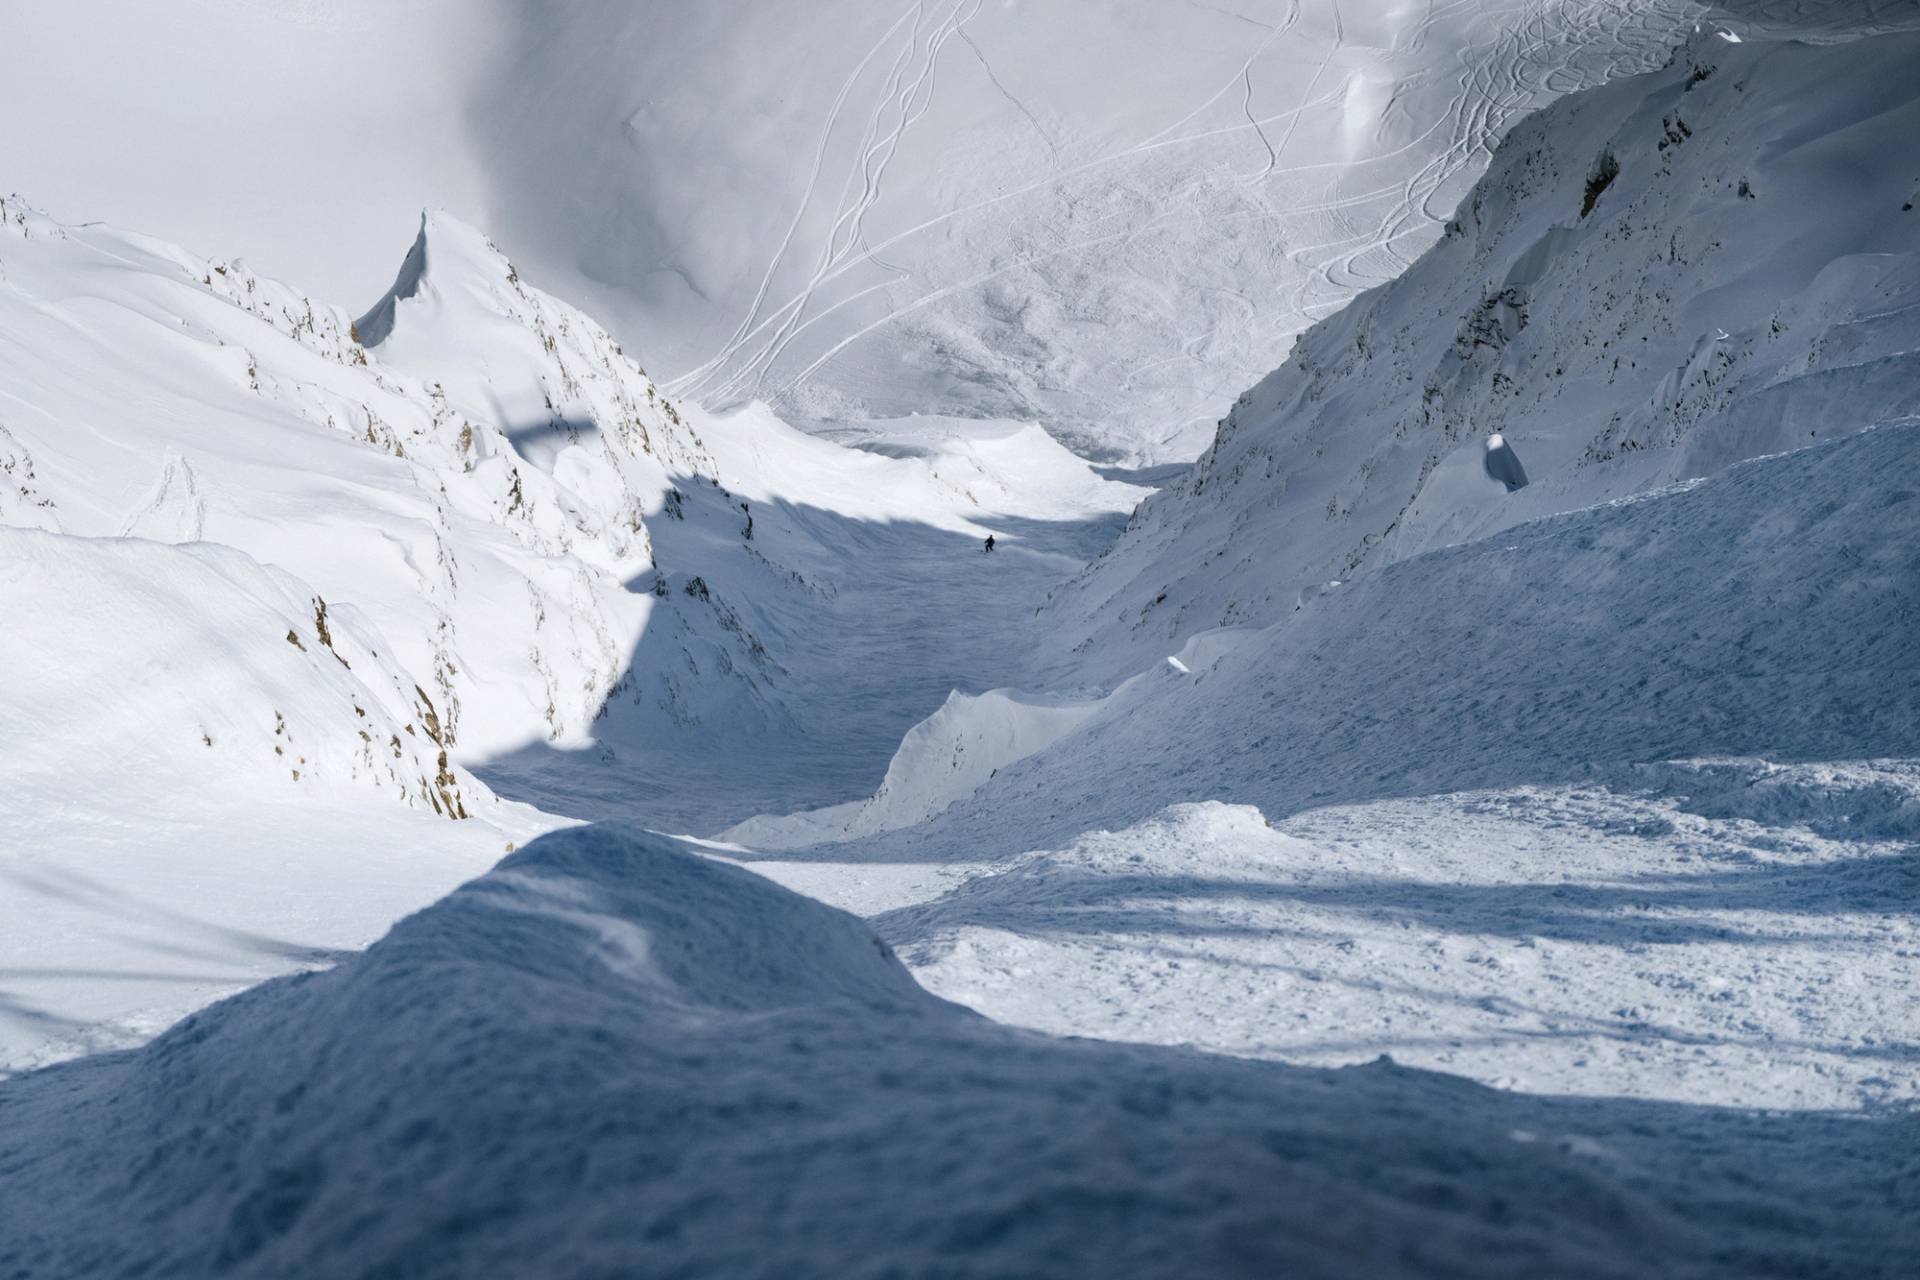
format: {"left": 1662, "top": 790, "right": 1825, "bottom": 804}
{"left": 0, "top": 193, "right": 1142, "bottom": 1066}
{"left": 804, "top": 419, "right": 1920, "bottom": 863}
{"left": 482, "top": 0, "right": 1724, "bottom": 460}
{"left": 1040, "top": 27, "right": 1920, "bottom": 680}
{"left": 2, "top": 825, "right": 1913, "bottom": 1278}
{"left": 733, "top": 417, "right": 1920, "bottom": 1110}
{"left": 0, "top": 0, "right": 1747, "bottom": 463}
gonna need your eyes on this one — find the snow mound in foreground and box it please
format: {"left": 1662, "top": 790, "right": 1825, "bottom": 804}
{"left": 2, "top": 826, "right": 1915, "bottom": 1278}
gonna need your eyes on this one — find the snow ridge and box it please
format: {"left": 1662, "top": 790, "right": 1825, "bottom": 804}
{"left": 1039, "top": 30, "right": 1920, "bottom": 681}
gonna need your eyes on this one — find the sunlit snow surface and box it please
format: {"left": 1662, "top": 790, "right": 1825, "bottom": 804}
{"left": 0, "top": 0, "right": 1762, "bottom": 461}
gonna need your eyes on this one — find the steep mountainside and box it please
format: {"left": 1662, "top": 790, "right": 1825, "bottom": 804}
{"left": 1, "top": 0, "right": 1736, "bottom": 462}
{"left": 0, "top": 194, "right": 1144, "bottom": 1067}
{"left": 1039, "top": 28, "right": 1920, "bottom": 682}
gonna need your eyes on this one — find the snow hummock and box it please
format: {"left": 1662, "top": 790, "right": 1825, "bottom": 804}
{"left": 723, "top": 687, "right": 1103, "bottom": 849}
{"left": 2, "top": 826, "right": 1914, "bottom": 1278}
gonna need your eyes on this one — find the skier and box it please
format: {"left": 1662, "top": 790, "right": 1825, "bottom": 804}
{"left": 983, "top": 534, "right": 995, "bottom": 554}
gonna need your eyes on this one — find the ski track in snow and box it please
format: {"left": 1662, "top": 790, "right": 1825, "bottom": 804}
{"left": 665, "top": 0, "right": 1707, "bottom": 453}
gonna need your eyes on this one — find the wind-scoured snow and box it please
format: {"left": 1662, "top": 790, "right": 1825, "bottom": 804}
{"left": 3, "top": 826, "right": 1914, "bottom": 1278}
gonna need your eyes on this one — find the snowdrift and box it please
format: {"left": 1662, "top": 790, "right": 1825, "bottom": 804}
{"left": 723, "top": 687, "right": 1102, "bottom": 849}
{"left": 2, "top": 826, "right": 1912, "bottom": 1278}
{"left": 1043, "top": 29, "right": 1920, "bottom": 680}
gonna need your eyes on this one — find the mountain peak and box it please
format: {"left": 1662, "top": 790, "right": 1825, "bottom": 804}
{"left": 354, "top": 209, "right": 516, "bottom": 348}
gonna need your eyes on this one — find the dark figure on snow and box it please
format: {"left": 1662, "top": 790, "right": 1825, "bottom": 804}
{"left": 983, "top": 535, "right": 995, "bottom": 554}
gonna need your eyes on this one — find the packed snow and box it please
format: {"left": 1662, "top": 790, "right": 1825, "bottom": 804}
{"left": 2, "top": 5, "right": 1918, "bottom": 1276}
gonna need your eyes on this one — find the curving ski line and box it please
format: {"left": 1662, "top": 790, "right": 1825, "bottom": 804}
{"left": 1252, "top": 0, "right": 1345, "bottom": 190}
{"left": 693, "top": 0, "right": 942, "bottom": 400}
{"left": 674, "top": 1, "right": 924, "bottom": 395}
{"left": 685, "top": 0, "right": 976, "bottom": 404}
{"left": 704, "top": 0, "right": 941, "bottom": 401}
{"left": 675, "top": 78, "right": 1357, "bottom": 405}
{"left": 1238, "top": 64, "right": 1281, "bottom": 185}
{"left": 1134, "top": 0, "right": 1299, "bottom": 153}
{"left": 701, "top": 0, "right": 981, "bottom": 407}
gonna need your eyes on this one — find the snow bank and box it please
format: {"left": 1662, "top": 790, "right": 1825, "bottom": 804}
{"left": 3, "top": 825, "right": 1914, "bottom": 1278}
{"left": 0, "top": 529, "right": 480, "bottom": 820}
{"left": 724, "top": 687, "right": 1103, "bottom": 849}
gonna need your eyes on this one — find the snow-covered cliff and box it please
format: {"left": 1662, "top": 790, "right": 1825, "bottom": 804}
{"left": 1040, "top": 28, "right": 1920, "bottom": 681}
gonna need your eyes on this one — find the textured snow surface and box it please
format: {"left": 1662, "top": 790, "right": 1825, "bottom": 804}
{"left": 868, "top": 779, "right": 1920, "bottom": 1111}
{"left": 740, "top": 418, "right": 1920, "bottom": 1112}
{"left": 3, "top": 827, "right": 1915, "bottom": 1279}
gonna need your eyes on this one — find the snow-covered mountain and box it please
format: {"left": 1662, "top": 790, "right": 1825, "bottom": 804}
{"left": 1038, "top": 26, "right": 1920, "bottom": 682}
{"left": 2, "top": 8, "right": 1917, "bottom": 1276}
{"left": 0, "top": 190, "right": 1142, "bottom": 1065}
{"left": 0, "top": 0, "right": 1787, "bottom": 463}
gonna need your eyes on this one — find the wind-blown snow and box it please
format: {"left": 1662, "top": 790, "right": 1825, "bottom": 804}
{"left": 2, "top": 826, "right": 1913, "bottom": 1278}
